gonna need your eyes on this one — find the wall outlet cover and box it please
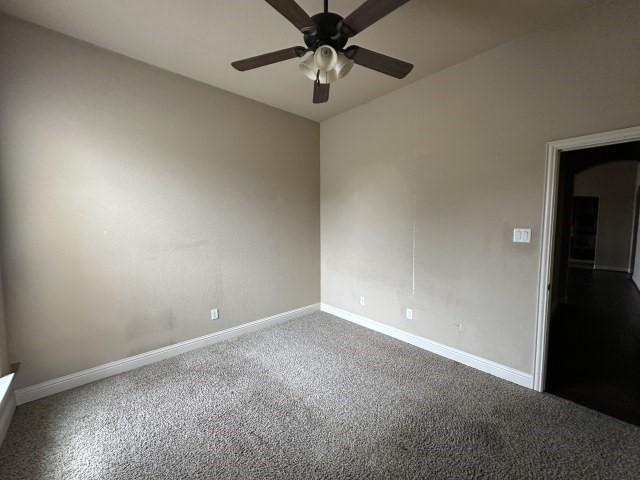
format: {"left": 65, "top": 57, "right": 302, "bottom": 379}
{"left": 210, "top": 308, "right": 219, "bottom": 320}
{"left": 406, "top": 308, "right": 413, "bottom": 320}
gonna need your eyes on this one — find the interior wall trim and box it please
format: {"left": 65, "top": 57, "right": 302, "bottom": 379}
{"left": 320, "top": 304, "right": 533, "bottom": 389}
{"left": 534, "top": 125, "right": 640, "bottom": 393}
{"left": 15, "top": 303, "right": 321, "bottom": 405}
{"left": 0, "top": 373, "right": 16, "bottom": 447}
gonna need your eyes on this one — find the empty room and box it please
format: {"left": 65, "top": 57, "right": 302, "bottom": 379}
{"left": 0, "top": 1, "right": 639, "bottom": 478}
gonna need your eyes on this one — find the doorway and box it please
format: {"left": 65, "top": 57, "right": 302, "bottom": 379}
{"left": 534, "top": 127, "right": 640, "bottom": 425}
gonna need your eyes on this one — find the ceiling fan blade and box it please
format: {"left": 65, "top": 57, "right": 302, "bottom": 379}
{"left": 231, "top": 46, "right": 306, "bottom": 71}
{"left": 264, "top": 0, "right": 315, "bottom": 32}
{"left": 345, "top": 46, "right": 413, "bottom": 79}
{"left": 313, "top": 81, "right": 330, "bottom": 104}
{"left": 342, "top": 0, "right": 411, "bottom": 37}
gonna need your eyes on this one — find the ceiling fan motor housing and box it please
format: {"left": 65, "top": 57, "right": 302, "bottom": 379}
{"left": 304, "top": 13, "right": 349, "bottom": 51}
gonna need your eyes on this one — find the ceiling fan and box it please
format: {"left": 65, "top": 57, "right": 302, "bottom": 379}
{"left": 231, "top": 0, "right": 414, "bottom": 104}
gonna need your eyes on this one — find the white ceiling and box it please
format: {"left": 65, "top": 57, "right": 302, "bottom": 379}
{"left": 0, "top": 0, "right": 598, "bottom": 121}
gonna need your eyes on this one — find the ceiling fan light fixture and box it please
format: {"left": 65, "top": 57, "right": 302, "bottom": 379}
{"left": 314, "top": 45, "right": 338, "bottom": 72}
{"left": 299, "top": 51, "right": 318, "bottom": 81}
{"left": 333, "top": 52, "right": 354, "bottom": 80}
{"left": 299, "top": 50, "right": 353, "bottom": 84}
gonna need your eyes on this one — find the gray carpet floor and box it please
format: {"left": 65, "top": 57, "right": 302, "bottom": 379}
{"left": 1, "top": 312, "right": 639, "bottom": 479}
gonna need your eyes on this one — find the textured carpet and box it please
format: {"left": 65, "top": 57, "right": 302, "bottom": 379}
{"left": 1, "top": 312, "right": 639, "bottom": 479}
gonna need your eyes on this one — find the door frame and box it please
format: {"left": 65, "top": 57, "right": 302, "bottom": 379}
{"left": 628, "top": 185, "right": 640, "bottom": 276}
{"left": 533, "top": 125, "right": 640, "bottom": 392}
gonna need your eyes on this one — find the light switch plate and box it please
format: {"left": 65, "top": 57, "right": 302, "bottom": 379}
{"left": 513, "top": 228, "right": 532, "bottom": 244}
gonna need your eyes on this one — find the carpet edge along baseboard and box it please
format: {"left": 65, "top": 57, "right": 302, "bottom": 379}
{"left": 15, "top": 303, "right": 321, "bottom": 405}
{"left": 320, "top": 303, "right": 534, "bottom": 389}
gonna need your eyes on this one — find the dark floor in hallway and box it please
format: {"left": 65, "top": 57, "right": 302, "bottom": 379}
{"left": 546, "top": 269, "right": 640, "bottom": 425}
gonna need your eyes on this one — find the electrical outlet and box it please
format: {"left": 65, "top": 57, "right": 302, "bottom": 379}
{"left": 457, "top": 322, "right": 463, "bottom": 332}
{"left": 210, "top": 308, "right": 219, "bottom": 320}
{"left": 360, "top": 296, "right": 365, "bottom": 306}
{"left": 406, "top": 308, "right": 413, "bottom": 320}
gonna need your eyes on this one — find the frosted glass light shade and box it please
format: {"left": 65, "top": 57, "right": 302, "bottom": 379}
{"left": 299, "top": 50, "right": 354, "bottom": 84}
{"left": 314, "top": 45, "right": 338, "bottom": 72}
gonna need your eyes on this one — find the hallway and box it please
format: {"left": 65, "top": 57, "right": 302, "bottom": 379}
{"left": 546, "top": 269, "right": 640, "bottom": 425}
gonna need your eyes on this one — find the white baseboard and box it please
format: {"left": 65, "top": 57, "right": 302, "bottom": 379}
{"left": 15, "top": 303, "right": 320, "bottom": 405}
{"left": 14, "top": 302, "right": 532, "bottom": 404}
{"left": 0, "top": 373, "right": 16, "bottom": 447}
{"left": 321, "top": 303, "right": 533, "bottom": 389}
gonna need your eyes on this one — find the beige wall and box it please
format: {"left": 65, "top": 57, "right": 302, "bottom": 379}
{"left": 320, "top": 0, "right": 640, "bottom": 373}
{"left": 574, "top": 161, "right": 637, "bottom": 271}
{"left": 0, "top": 15, "right": 320, "bottom": 388}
